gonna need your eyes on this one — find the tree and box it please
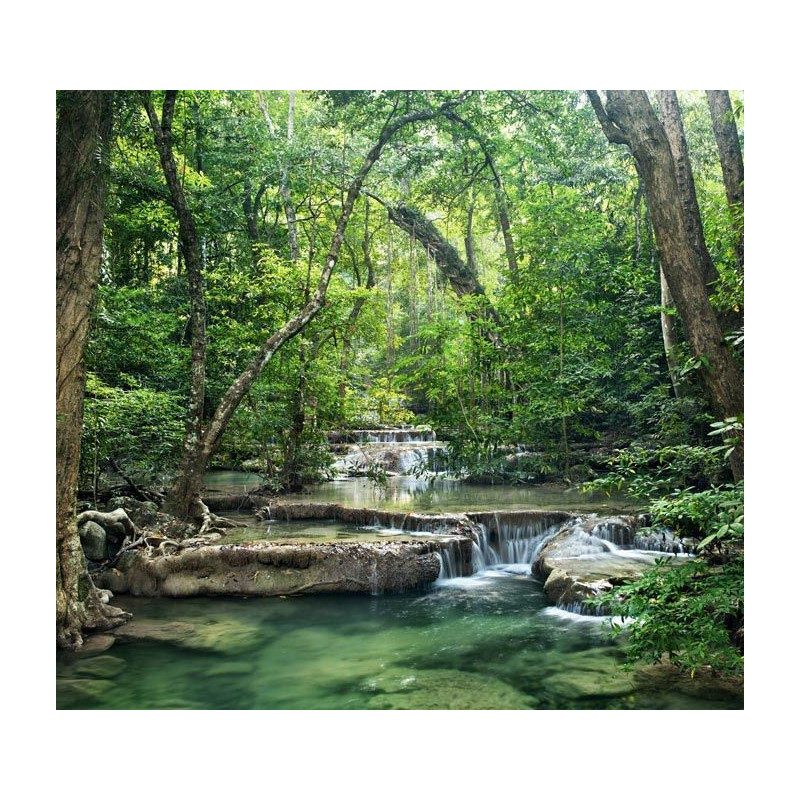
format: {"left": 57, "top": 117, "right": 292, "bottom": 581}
{"left": 654, "top": 90, "right": 719, "bottom": 293}
{"left": 587, "top": 90, "right": 743, "bottom": 480}
{"left": 707, "top": 90, "right": 744, "bottom": 271}
{"left": 57, "top": 91, "right": 129, "bottom": 648}
{"left": 146, "top": 91, "right": 465, "bottom": 522}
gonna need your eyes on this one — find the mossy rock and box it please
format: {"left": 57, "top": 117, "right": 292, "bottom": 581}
{"left": 540, "top": 669, "right": 635, "bottom": 700}
{"left": 205, "top": 661, "right": 256, "bottom": 678}
{"left": 363, "top": 668, "right": 533, "bottom": 710}
{"left": 74, "top": 655, "right": 127, "bottom": 679}
{"left": 57, "top": 678, "right": 115, "bottom": 709}
{"left": 114, "top": 618, "right": 262, "bottom": 654}
{"left": 633, "top": 662, "right": 744, "bottom": 703}
{"left": 77, "top": 634, "right": 116, "bottom": 656}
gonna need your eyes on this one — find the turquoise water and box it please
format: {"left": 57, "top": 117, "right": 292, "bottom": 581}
{"left": 56, "top": 572, "right": 742, "bottom": 710}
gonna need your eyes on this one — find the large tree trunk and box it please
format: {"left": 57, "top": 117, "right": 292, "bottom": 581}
{"left": 654, "top": 91, "right": 719, "bottom": 293}
{"left": 660, "top": 266, "right": 683, "bottom": 399}
{"left": 143, "top": 92, "right": 209, "bottom": 522}
{"left": 655, "top": 90, "right": 742, "bottom": 333}
{"left": 707, "top": 90, "right": 744, "bottom": 272}
{"left": 148, "top": 94, "right": 465, "bottom": 519}
{"left": 588, "top": 90, "right": 743, "bottom": 480}
{"left": 57, "top": 90, "right": 129, "bottom": 649}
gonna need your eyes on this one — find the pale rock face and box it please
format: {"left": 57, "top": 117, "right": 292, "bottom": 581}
{"left": 95, "top": 536, "right": 473, "bottom": 598}
{"left": 532, "top": 515, "right": 684, "bottom": 611}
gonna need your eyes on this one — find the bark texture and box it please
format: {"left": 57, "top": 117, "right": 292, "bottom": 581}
{"left": 57, "top": 90, "right": 130, "bottom": 648}
{"left": 143, "top": 91, "right": 209, "bottom": 522}
{"left": 707, "top": 90, "right": 744, "bottom": 271}
{"left": 387, "top": 205, "right": 490, "bottom": 299}
{"left": 588, "top": 90, "right": 743, "bottom": 480}
{"left": 660, "top": 267, "right": 682, "bottom": 399}
{"left": 654, "top": 91, "right": 719, "bottom": 292}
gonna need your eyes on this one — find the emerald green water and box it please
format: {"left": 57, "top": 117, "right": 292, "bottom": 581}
{"left": 57, "top": 475, "right": 740, "bottom": 710}
{"left": 56, "top": 574, "right": 742, "bottom": 710}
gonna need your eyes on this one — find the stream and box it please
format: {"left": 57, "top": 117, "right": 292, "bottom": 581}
{"left": 57, "top": 446, "right": 742, "bottom": 710}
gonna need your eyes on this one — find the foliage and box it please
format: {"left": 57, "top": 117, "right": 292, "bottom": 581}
{"left": 648, "top": 482, "right": 744, "bottom": 548}
{"left": 81, "top": 373, "right": 184, "bottom": 487}
{"left": 84, "top": 89, "right": 743, "bottom": 495}
{"left": 582, "top": 442, "right": 727, "bottom": 498}
{"left": 590, "top": 481, "right": 743, "bottom": 675}
{"left": 603, "top": 553, "right": 743, "bottom": 676}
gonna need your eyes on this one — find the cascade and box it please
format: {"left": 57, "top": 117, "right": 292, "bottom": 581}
{"left": 330, "top": 427, "right": 446, "bottom": 477}
{"left": 434, "top": 540, "right": 468, "bottom": 582}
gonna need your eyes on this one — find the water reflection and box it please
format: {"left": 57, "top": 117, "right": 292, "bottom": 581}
{"left": 203, "top": 472, "right": 636, "bottom": 514}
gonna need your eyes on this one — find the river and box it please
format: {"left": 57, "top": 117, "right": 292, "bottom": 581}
{"left": 56, "top": 472, "right": 742, "bottom": 710}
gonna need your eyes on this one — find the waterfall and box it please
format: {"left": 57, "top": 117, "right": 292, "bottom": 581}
{"left": 434, "top": 542, "right": 465, "bottom": 582}
{"left": 330, "top": 427, "right": 446, "bottom": 477}
{"left": 588, "top": 516, "right": 684, "bottom": 554}
{"left": 469, "top": 514, "right": 565, "bottom": 570}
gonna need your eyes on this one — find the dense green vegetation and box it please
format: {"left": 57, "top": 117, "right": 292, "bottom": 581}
{"left": 67, "top": 90, "right": 744, "bottom": 673}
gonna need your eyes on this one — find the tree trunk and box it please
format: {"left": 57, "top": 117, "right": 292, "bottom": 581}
{"left": 339, "top": 199, "right": 375, "bottom": 398}
{"left": 143, "top": 91, "right": 209, "bottom": 522}
{"left": 588, "top": 90, "right": 743, "bottom": 480}
{"left": 386, "top": 215, "right": 395, "bottom": 365}
{"left": 444, "top": 110, "right": 518, "bottom": 276}
{"left": 387, "top": 205, "right": 490, "bottom": 300}
{"left": 654, "top": 90, "right": 719, "bottom": 293}
{"left": 660, "top": 266, "right": 683, "bottom": 399}
{"left": 465, "top": 200, "right": 477, "bottom": 274}
{"left": 57, "top": 90, "right": 129, "bottom": 649}
{"left": 707, "top": 90, "right": 744, "bottom": 271}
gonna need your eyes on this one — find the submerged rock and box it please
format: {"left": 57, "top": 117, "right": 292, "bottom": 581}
{"left": 56, "top": 678, "right": 114, "bottom": 708}
{"left": 74, "top": 655, "right": 127, "bottom": 679}
{"left": 633, "top": 662, "right": 744, "bottom": 703}
{"left": 113, "top": 617, "right": 263, "bottom": 654}
{"left": 362, "top": 668, "right": 533, "bottom": 710}
{"left": 540, "top": 656, "right": 636, "bottom": 700}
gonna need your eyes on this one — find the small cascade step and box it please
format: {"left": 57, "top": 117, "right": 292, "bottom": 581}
{"left": 465, "top": 510, "right": 572, "bottom": 570}
{"left": 328, "top": 426, "right": 446, "bottom": 477}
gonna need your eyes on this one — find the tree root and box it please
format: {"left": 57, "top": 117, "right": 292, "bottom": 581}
{"left": 196, "top": 498, "right": 245, "bottom": 537}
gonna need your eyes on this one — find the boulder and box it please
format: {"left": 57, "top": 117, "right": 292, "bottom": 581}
{"left": 79, "top": 520, "right": 107, "bottom": 561}
{"left": 533, "top": 517, "right": 682, "bottom": 611}
{"left": 77, "top": 634, "right": 116, "bottom": 656}
{"left": 106, "top": 497, "right": 160, "bottom": 528}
